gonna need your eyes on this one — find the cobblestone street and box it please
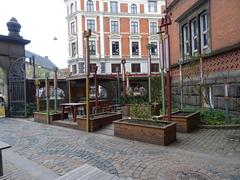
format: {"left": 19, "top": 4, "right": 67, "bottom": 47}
{"left": 0, "top": 118, "right": 239, "bottom": 179}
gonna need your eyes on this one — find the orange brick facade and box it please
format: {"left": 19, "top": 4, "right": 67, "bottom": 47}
{"left": 166, "top": 0, "right": 240, "bottom": 114}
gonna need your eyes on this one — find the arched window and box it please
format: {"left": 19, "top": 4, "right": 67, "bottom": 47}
{"left": 131, "top": 4, "right": 137, "bottom": 14}
{"left": 70, "top": 3, "right": 75, "bottom": 14}
{"left": 87, "top": 0, "right": 94, "bottom": 12}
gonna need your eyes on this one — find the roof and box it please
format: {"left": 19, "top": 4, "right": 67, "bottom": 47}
{"left": 25, "top": 50, "right": 57, "bottom": 70}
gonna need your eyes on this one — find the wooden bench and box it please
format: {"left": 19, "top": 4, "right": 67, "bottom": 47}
{"left": 0, "top": 141, "right": 11, "bottom": 176}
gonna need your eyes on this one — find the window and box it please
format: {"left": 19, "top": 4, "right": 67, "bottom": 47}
{"left": 87, "top": 0, "right": 94, "bottom": 12}
{"left": 151, "top": 63, "right": 159, "bottom": 72}
{"left": 89, "top": 40, "right": 96, "bottom": 55}
{"left": 110, "top": 1, "right": 118, "bottom": 13}
{"left": 148, "top": 1, "right": 157, "bottom": 12}
{"left": 70, "top": 3, "right": 75, "bottom": 14}
{"left": 131, "top": 4, "right": 137, "bottom": 14}
{"left": 70, "top": 21, "right": 76, "bottom": 34}
{"left": 71, "top": 42, "right": 77, "bottom": 57}
{"left": 131, "top": 63, "right": 141, "bottom": 73}
{"left": 111, "top": 64, "right": 121, "bottom": 73}
{"left": 132, "top": 42, "right": 139, "bottom": 55}
{"left": 112, "top": 41, "right": 119, "bottom": 55}
{"left": 183, "top": 24, "right": 189, "bottom": 56}
{"left": 78, "top": 62, "right": 85, "bottom": 73}
{"left": 150, "top": 22, "right": 157, "bottom": 34}
{"left": 131, "top": 21, "right": 138, "bottom": 34}
{"left": 72, "top": 64, "right": 77, "bottom": 74}
{"left": 90, "top": 64, "right": 96, "bottom": 73}
{"left": 200, "top": 13, "right": 209, "bottom": 50}
{"left": 111, "top": 21, "right": 119, "bottom": 33}
{"left": 191, "top": 19, "right": 198, "bottom": 54}
{"left": 100, "top": 62, "right": 105, "bottom": 73}
{"left": 150, "top": 42, "right": 158, "bottom": 55}
{"left": 87, "top": 19, "right": 95, "bottom": 32}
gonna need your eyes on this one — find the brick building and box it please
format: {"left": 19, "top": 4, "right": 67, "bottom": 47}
{"left": 166, "top": 0, "right": 240, "bottom": 114}
{"left": 64, "top": 0, "right": 165, "bottom": 77}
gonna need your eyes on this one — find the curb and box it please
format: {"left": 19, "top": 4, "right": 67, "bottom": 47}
{"left": 198, "top": 124, "right": 240, "bottom": 129}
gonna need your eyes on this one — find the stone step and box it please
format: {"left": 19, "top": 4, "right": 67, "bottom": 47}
{"left": 55, "top": 164, "right": 119, "bottom": 180}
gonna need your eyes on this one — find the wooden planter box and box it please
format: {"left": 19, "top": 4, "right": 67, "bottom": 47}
{"left": 114, "top": 119, "right": 176, "bottom": 146}
{"left": 77, "top": 112, "right": 122, "bottom": 132}
{"left": 34, "top": 112, "right": 68, "bottom": 124}
{"left": 163, "top": 111, "right": 200, "bottom": 133}
{"left": 121, "top": 103, "right": 161, "bottom": 117}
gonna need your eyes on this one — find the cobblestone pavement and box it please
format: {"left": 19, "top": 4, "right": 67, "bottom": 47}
{"left": 0, "top": 118, "right": 240, "bottom": 180}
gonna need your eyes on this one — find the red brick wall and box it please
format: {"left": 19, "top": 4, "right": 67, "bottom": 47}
{"left": 120, "top": 3, "right": 128, "bottom": 12}
{"left": 140, "top": 4, "right": 144, "bottom": 13}
{"left": 96, "top": 1, "right": 99, "bottom": 11}
{"left": 211, "top": 0, "right": 240, "bottom": 51}
{"left": 167, "top": 0, "right": 198, "bottom": 65}
{"left": 122, "top": 35, "right": 130, "bottom": 58}
{"left": 120, "top": 18, "right": 129, "bottom": 32}
{"left": 104, "top": 2, "right": 108, "bottom": 11}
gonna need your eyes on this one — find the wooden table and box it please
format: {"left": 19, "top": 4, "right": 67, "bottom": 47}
{"left": 0, "top": 141, "right": 11, "bottom": 176}
{"left": 60, "top": 100, "right": 110, "bottom": 122}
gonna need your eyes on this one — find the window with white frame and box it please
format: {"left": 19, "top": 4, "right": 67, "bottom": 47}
{"left": 150, "top": 42, "right": 158, "bottom": 55}
{"left": 131, "top": 21, "right": 138, "bottom": 34}
{"left": 200, "top": 12, "right": 209, "bottom": 51}
{"left": 78, "top": 62, "right": 85, "bottom": 73}
{"left": 131, "top": 4, "right": 137, "bottom": 14}
{"left": 71, "top": 42, "right": 77, "bottom": 57}
{"left": 100, "top": 62, "right": 105, "bottom": 73}
{"left": 148, "top": 1, "right": 157, "bottom": 12}
{"left": 112, "top": 41, "right": 119, "bottom": 55}
{"left": 150, "top": 22, "right": 157, "bottom": 34}
{"left": 89, "top": 40, "right": 96, "bottom": 55}
{"left": 70, "top": 3, "right": 75, "bottom": 14}
{"left": 183, "top": 24, "right": 189, "bottom": 56}
{"left": 87, "top": 0, "right": 94, "bottom": 12}
{"left": 111, "top": 64, "right": 121, "bottom": 73}
{"left": 72, "top": 64, "right": 77, "bottom": 74}
{"left": 87, "top": 19, "right": 95, "bottom": 32}
{"left": 111, "top": 21, "right": 119, "bottom": 33}
{"left": 110, "top": 1, "right": 118, "bottom": 13}
{"left": 131, "top": 63, "right": 141, "bottom": 73}
{"left": 132, "top": 42, "right": 139, "bottom": 55}
{"left": 191, "top": 19, "right": 198, "bottom": 54}
{"left": 70, "top": 21, "right": 76, "bottom": 34}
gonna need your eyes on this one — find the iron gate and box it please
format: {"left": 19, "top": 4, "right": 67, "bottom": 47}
{"left": 8, "top": 57, "right": 27, "bottom": 117}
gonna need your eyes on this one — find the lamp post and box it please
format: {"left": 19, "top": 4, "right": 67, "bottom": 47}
{"left": 116, "top": 67, "right": 121, "bottom": 105}
{"left": 84, "top": 29, "right": 91, "bottom": 132}
{"left": 121, "top": 59, "right": 126, "bottom": 103}
{"left": 45, "top": 72, "right": 50, "bottom": 124}
{"left": 53, "top": 67, "right": 58, "bottom": 111}
{"left": 157, "top": 30, "right": 166, "bottom": 115}
{"left": 147, "top": 43, "right": 152, "bottom": 103}
{"left": 160, "top": 13, "right": 172, "bottom": 121}
{"left": 94, "top": 66, "right": 98, "bottom": 114}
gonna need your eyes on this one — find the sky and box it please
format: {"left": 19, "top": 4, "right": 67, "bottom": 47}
{"left": 0, "top": 0, "right": 68, "bottom": 69}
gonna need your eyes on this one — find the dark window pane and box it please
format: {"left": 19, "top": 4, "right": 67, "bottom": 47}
{"left": 111, "top": 64, "right": 121, "bottom": 73}
{"left": 132, "top": 42, "right": 139, "bottom": 55}
{"left": 112, "top": 41, "right": 119, "bottom": 55}
{"left": 131, "top": 63, "right": 140, "bottom": 72}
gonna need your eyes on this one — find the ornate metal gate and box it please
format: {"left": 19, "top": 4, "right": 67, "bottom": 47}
{"left": 8, "top": 57, "right": 27, "bottom": 117}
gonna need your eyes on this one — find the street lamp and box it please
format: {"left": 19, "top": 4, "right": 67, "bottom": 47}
{"left": 147, "top": 43, "right": 152, "bottom": 103}
{"left": 53, "top": 67, "right": 58, "bottom": 111}
{"left": 84, "top": 29, "right": 91, "bottom": 132}
{"left": 45, "top": 72, "right": 50, "bottom": 124}
{"left": 157, "top": 29, "right": 166, "bottom": 115}
{"left": 121, "top": 59, "right": 126, "bottom": 103}
{"left": 160, "top": 13, "right": 172, "bottom": 121}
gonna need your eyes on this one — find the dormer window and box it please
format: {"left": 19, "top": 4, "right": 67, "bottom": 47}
{"left": 87, "top": 0, "right": 94, "bottom": 12}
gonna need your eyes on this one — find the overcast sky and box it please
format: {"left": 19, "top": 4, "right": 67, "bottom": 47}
{"left": 0, "top": 0, "right": 68, "bottom": 69}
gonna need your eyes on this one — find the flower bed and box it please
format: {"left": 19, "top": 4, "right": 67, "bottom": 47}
{"left": 114, "top": 119, "right": 176, "bottom": 146}
{"left": 77, "top": 112, "right": 122, "bottom": 132}
{"left": 34, "top": 111, "right": 68, "bottom": 124}
{"left": 163, "top": 111, "right": 200, "bottom": 133}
